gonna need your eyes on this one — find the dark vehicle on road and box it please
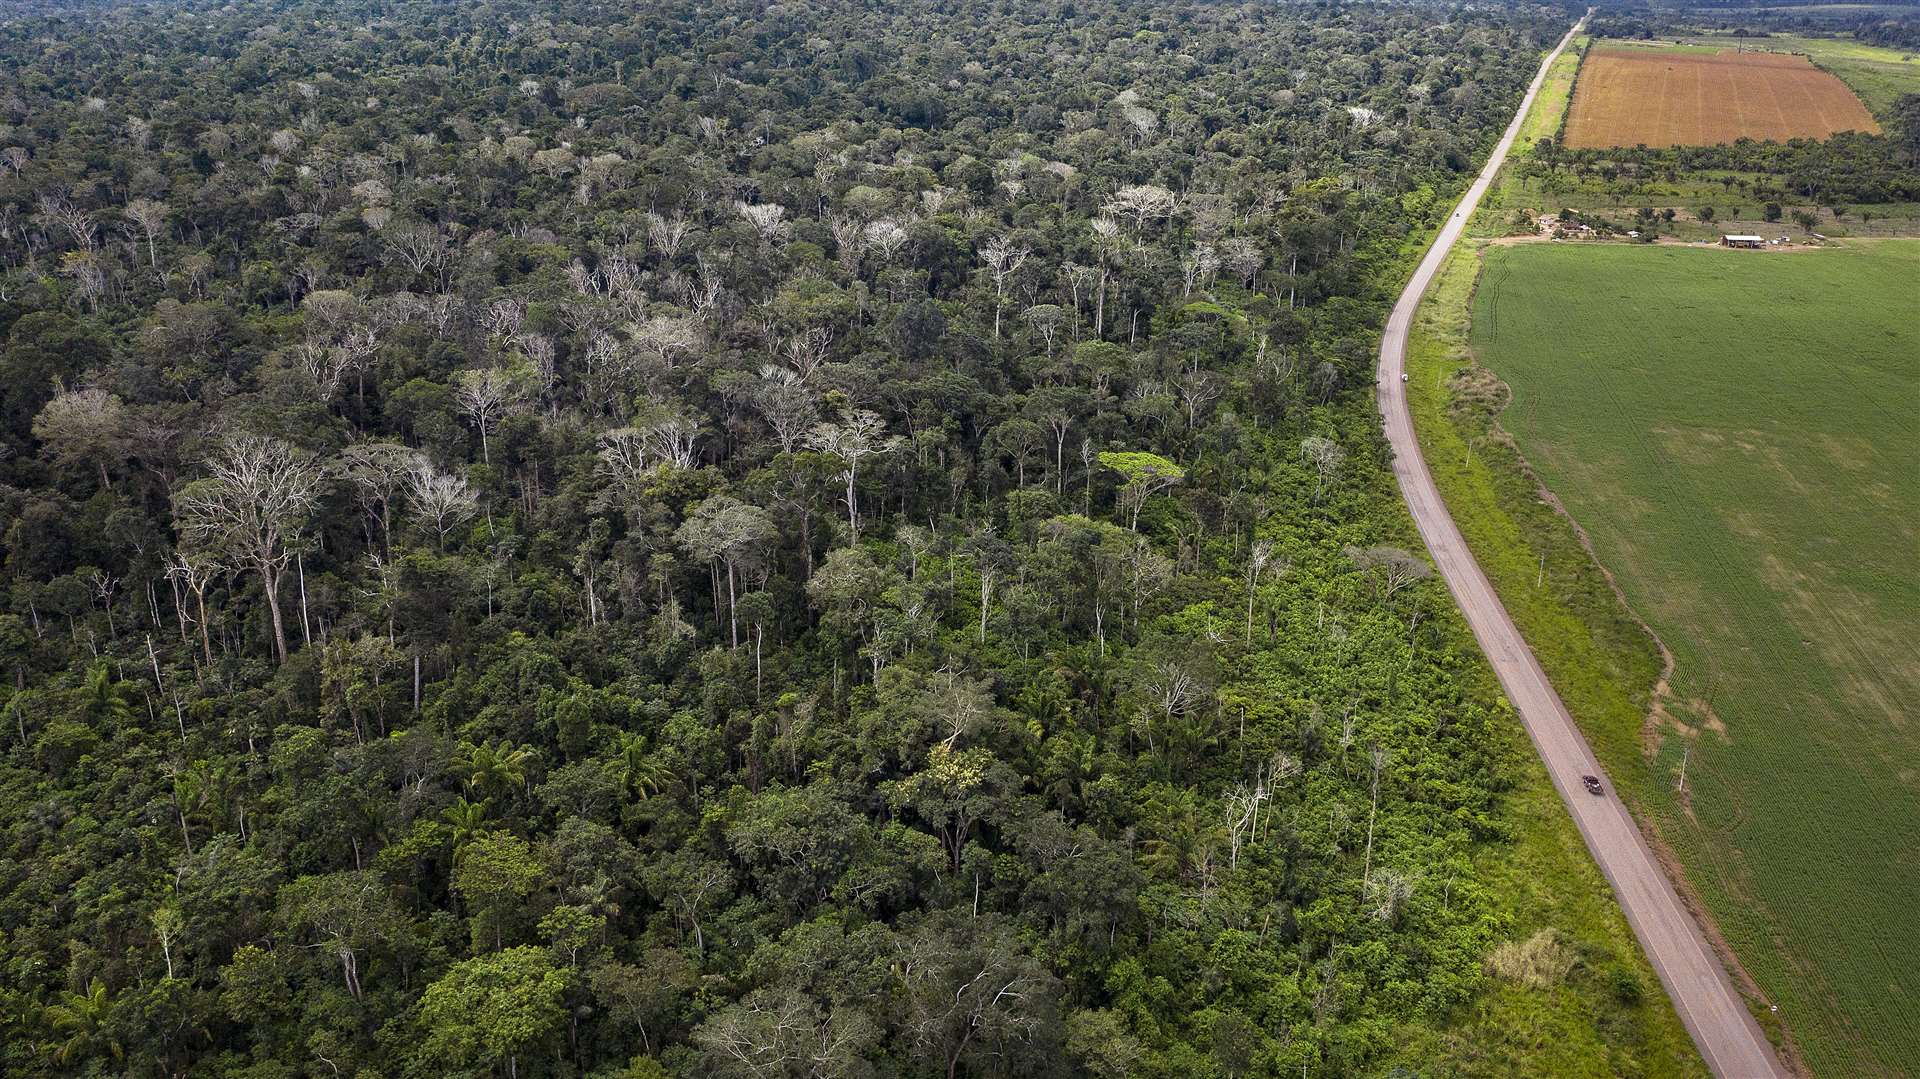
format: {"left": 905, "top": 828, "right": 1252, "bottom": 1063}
{"left": 1582, "top": 774, "right": 1605, "bottom": 796}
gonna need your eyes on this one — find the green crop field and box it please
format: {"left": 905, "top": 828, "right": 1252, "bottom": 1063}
{"left": 1465, "top": 241, "right": 1920, "bottom": 1076}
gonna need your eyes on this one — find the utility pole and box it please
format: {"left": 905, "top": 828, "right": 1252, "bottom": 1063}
{"left": 1676, "top": 743, "right": 1690, "bottom": 794}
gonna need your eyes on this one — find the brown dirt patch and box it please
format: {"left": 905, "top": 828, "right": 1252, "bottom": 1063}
{"left": 1565, "top": 47, "right": 1879, "bottom": 149}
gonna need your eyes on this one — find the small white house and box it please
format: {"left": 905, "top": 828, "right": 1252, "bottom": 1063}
{"left": 1722, "top": 234, "right": 1766, "bottom": 249}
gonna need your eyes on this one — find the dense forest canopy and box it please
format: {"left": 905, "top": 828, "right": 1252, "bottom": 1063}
{"left": 0, "top": 0, "right": 1619, "bottom": 1075}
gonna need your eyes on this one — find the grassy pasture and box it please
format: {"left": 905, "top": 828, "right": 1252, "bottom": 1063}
{"left": 1465, "top": 241, "right": 1920, "bottom": 1076}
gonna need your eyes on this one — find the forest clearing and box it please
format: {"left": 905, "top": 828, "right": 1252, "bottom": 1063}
{"left": 1564, "top": 46, "right": 1880, "bottom": 148}
{"left": 1467, "top": 240, "right": 1920, "bottom": 1077}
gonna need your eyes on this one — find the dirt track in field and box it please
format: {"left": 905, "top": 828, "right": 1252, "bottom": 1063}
{"left": 1565, "top": 47, "right": 1878, "bottom": 148}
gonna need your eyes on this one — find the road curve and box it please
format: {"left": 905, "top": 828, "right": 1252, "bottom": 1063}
{"left": 1374, "top": 18, "right": 1788, "bottom": 1079}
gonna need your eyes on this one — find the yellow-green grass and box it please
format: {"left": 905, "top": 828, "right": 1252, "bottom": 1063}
{"left": 1460, "top": 240, "right": 1920, "bottom": 1077}
{"left": 1677, "top": 32, "right": 1920, "bottom": 115}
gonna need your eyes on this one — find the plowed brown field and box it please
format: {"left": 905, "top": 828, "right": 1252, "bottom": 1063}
{"left": 1564, "top": 47, "right": 1879, "bottom": 148}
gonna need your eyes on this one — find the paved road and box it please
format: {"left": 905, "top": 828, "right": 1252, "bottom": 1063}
{"left": 1374, "top": 18, "right": 1789, "bottom": 1079}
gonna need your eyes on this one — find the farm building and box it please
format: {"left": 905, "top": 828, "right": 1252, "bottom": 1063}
{"left": 1722, "top": 234, "right": 1766, "bottom": 249}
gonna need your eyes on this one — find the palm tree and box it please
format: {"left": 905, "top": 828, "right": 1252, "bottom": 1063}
{"left": 455, "top": 739, "right": 532, "bottom": 803}
{"left": 1138, "top": 789, "right": 1226, "bottom": 886}
{"left": 164, "top": 762, "right": 211, "bottom": 855}
{"left": 613, "top": 732, "right": 672, "bottom": 801}
{"left": 441, "top": 796, "right": 490, "bottom": 857}
{"left": 77, "top": 663, "right": 132, "bottom": 729}
{"left": 43, "top": 979, "right": 121, "bottom": 1066}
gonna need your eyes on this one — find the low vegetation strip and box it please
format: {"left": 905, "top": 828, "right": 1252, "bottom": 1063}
{"left": 1467, "top": 241, "right": 1920, "bottom": 1077}
{"left": 1564, "top": 46, "right": 1881, "bottom": 148}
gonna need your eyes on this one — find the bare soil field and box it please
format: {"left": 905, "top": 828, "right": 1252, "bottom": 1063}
{"left": 1564, "top": 46, "right": 1879, "bottom": 148}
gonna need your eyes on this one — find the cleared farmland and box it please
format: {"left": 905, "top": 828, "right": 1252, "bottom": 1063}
{"left": 1468, "top": 241, "right": 1920, "bottom": 1076}
{"left": 1677, "top": 33, "right": 1920, "bottom": 116}
{"left": 1564, "top": 46, "right": 1880, "bottom": 148}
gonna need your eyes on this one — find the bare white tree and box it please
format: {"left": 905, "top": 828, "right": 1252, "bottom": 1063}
{"left": 595, "top": 427, "right": 654, "bottom": 496}
{"left": 1119, "top": 104, "right": 1159, "bottom": 144}
{"left": 290, "top": 340, "right": 352, "bottom": 402}
{"left": 1177, "top": 367, "right": 1222, "bottom": 430}
{"left": 1299, "top": 436, "right": 1345, "bottom": 502}
{"left": 481, "top": 298, "right": 527, "bottom": 340}
{"left": 406, "top": 460, "right": 478, "bottom": 549}
{"left": 805, "top": 409, "right": 901, "bottom": 545}
{"left": 1365, "top": 868, "right": 1415, "bottom": 924}
{"left": 379, "top": 221, "right": 448, "bottom": 285}
{"left": 165, "top": 546, "right": 225, "bottom": 668}
{"left": 173, "top": 435, "right": 326, "bottom": 664}
{"left": 977, "top": 236, "right": 1029, "bottom": 339}
{"left": 517, "top": 332, "right": 558, "bottom": 404}
{"left": 694, "top": 988, "right": 868, "bottom": 1079}
{"left": 1135, "top": 660, "right": 1201, "bottom": 752}
{"left": 753, "top": 367, "right": 817, "bottom": 455}
{"left": 1180, "top": 241, "right": 1220, "bottom": 297}
{"left": 58, "top": 250, "right": 107, "bottom": 312}
{"left": 1363, "top": 744, "right": 1388, "bottom": 882}
{"left": 453, "top": 367, "right": 524, "bottom": 464}
{"left": 828, "top": 214, "right": 864, "bottom": 274}
{"left": 1088, "top": 217, "right": 1123, "bottom": 335}
{"left": 1244, "top": 540, "right": 1276, "bottom": 644}
{"left": 39, "top": 194, "right": 98, "bottom": 251}
{"left": 863, "top": 218, "right": 910, "bottom": 263}
{"left": 674, "top": 495, "right": 778, "bottom": 647}
{"left": 123, "top": 198, "right": 170, "bottom": 268}
{"left": 530, "top": 146, "right": 575, "bottom": 178}
{"left": 1223, "top": 781, "right": 1270, "bottom": 870}
{"left": 1220, "top": 236, "right": 1265, "bottom": 289}
{"left": 1101, "top": 184, "right": 1177, "bottom": 237}
{"left": 736, "top": 201, "right": 788, "bottom": 249}
{"left": 1023, "top": 304, "right": 1063, "bottom": 356}
{"left": 1123, "top": 536, "right": 1173, "bottom": 629}
{"left": 629, "top": 314, "right": 703, "bottom": 386}
{"left": 32, "top": 385, "right": 126, "bottom": 490}
{"left": 642, "top": 415, "right": 701, "bottom": 470}
{"left": 778, "top": 326, "right": 832, "bottom": 383}
{"left": 1060, "top": 263, "right": 1098, "bottom": 325}
{"left": 1344, "top": 545, "right": 1431, "bottom": 604}
{"left": 646, "top": 209, "right": 692, "bottom": 260}
{"left": 298, "top": 291, "right": 385, "bottom": 404}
